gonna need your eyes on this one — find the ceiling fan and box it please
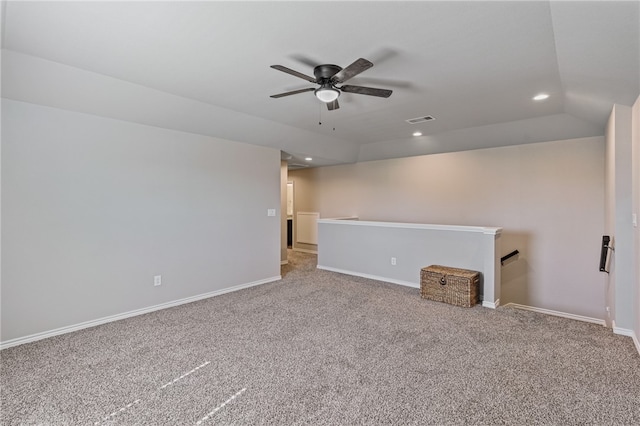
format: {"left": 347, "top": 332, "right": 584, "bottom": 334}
{"left": 270, "top": 58, "right": 392, "bottom": 111}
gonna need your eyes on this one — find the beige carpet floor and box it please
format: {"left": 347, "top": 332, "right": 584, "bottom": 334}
{"left": 1, "top": 250, "right": 639, "bottom": 425}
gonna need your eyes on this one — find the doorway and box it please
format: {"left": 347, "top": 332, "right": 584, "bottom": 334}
{"left": 287, "top": 182, "right": 294, "bottom": 248}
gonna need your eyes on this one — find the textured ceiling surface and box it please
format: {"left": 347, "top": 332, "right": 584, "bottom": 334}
{"left": 2, "top": 1, "right": 638, "bottom": 167}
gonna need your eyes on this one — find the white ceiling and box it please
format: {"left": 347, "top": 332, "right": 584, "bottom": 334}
{"left": 2, "top": 1, "right": 638, "bottom": 168}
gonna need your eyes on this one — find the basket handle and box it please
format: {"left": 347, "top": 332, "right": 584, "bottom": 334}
{"left": 440, "top": 275, "right": 447, "bottom": 285}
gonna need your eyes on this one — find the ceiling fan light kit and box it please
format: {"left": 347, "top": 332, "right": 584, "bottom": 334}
{"left": 315, "top": 84, "right": 340, "bottom": 103}
{"left": 270, "top": 58, "right": 392, "bottom": 111}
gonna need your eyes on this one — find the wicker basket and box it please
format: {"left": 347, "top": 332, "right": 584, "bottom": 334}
{"left": 420, "top": 265, "right": 480, "bottom": 307}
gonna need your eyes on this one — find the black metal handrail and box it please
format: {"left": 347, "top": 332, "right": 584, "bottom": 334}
{"left": 500, "top": 250, "right": 519, "bottom": 265}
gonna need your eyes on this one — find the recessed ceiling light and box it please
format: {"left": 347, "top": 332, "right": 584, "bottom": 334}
{"left": 413, "top": 131, "right": 422, "bottom": 137}
{"left": 305, "top": 157, "right": 312, "bottom": 161}
{"left": 533, "top": 93, "right": 549, "bottom": 101}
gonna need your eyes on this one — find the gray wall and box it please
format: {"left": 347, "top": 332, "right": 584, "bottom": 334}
{"left": 605, "top": 100, "right": 640, "bottom": 338}
{"left": 317, "top": 220, "right": 501, "bottom": 305}
{"left": 605, "top": 105, "right": 631, "bottom": 329}
{"left": 280, "top": 161, "right": 288, "bottom": 264}
{"left": 634, "top": 97, "right": 640, "bottom": 346}
{"left": 290, "top": 137, "right": 606, "bottom": 320}
{"left": 1, "top": 99, "right": 281, "bottom": 343}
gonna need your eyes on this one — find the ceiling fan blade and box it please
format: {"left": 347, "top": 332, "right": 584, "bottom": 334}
{"left": 270, "top": 87, "right": 315, "bottom": 98}
{"left": 270, "top": 65, "right": 316, "bottom": 83}
{"left": 327, "top": 99, "right": 340, "bottom": 111}
{"left": 331, "top": 58, "right": 373, "bottom": 83}
{"left": 341, "top": 85, "right": 392, "bottom": 98}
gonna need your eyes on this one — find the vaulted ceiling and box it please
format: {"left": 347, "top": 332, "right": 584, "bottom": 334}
{"left": 2, "top": 1, "right": 638, "bottom": 168}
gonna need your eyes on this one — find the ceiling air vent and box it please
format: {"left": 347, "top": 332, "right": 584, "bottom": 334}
{"left": 288, "top": 163, "right": 310, "bottom": 170}
{"left": 405, "top": 115, "right": 435, "bottom": 124}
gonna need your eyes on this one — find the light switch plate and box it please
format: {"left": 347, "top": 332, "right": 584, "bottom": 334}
{"left": 267, "top": 209, "right": 276, "bottom": 217}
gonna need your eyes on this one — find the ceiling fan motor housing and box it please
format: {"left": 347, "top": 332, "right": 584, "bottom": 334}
{"left": 314, "top": 64, "right": 342, "bottom": 83}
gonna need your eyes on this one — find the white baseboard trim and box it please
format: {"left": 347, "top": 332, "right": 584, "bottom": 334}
{"left": 612, "top": 324, "right": 640, "bottom": 355}
{"left": 317, "top": 265, "right": 419, "bottom": 289}
{"left": 293, "top": 248, "right": 317, "bottom": 255}
{"left": 0, "top": 275, "right": 281, "bottom": 350}
{"left": 482, "top": 299, "right": 500, "bottom": 309}
{"left": 612, "top": 323, "right": 634, "bottom": 337}
{"left": 318, "top": 265, "right": 499, "bottom": 309}
{"left": 503, "top": 303, "right": 606, "bottom": 326}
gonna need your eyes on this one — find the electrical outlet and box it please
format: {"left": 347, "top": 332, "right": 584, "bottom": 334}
{"left": 391, "top": 257, "right": 397, "bottom": 266}
{"left": 267, "top": 209, "right": 276, "bottom": 217}
{"left": 154, "top": 275, "right": 162, "bottom": 286}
